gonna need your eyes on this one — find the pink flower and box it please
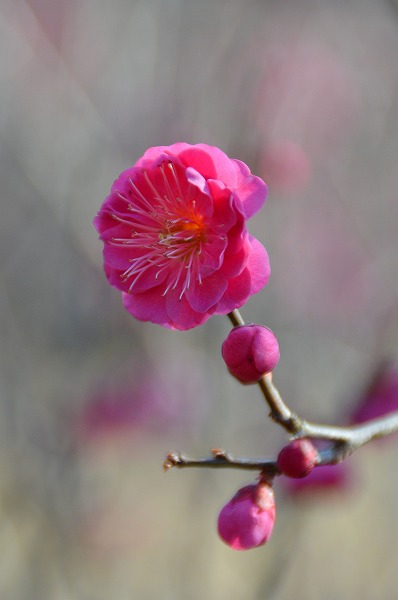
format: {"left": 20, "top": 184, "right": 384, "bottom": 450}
{"left": 222, "top": 324, "right": 280, "bottom": 383}
{"left": 218, "top": 482, "right": 276, "bottom": 550}
{"left": 94, "top": 143, "right": 270, "bottom": 330}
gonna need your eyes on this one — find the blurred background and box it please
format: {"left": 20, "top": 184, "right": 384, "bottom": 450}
{"left": 1, "top": 0, "right": 398, "bottom": 598}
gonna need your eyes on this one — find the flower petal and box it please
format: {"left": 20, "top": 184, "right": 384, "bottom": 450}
{"left": 232, "top": 159, "right": 268, "bottom": 218}
{"left": 214, "top": 268, "right": 253, "bottom": 314}
{"left": 245, "top": 236, "right": 271, "bottom": 294}
{"left": 165, "top": 291, "right": 211, "bottom": 330}
{"left": 186, "top": 271, "right": 228, "bottom": 313}
{"left": 122, "top": 288, "right": 170, "bottom": 326}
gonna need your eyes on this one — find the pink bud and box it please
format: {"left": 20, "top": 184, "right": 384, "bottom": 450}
{"left": 221, "top": 324, "right": 280, "bottom": 384}
{"left": 217, "top": 482, "right": 276, "bottom": 550}
{"left": 277, "top": 439, "right": 319, "bottom": 478}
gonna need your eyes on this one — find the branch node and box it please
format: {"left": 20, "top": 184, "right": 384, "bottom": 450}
{"left": 270, "top": 410, "right": 302, "bottom": 434}
{"left": 211, "top": 448, "right": 228, "bottom": 460}
{"left": 163, "top": 451, "right": 183, "bottom": 471}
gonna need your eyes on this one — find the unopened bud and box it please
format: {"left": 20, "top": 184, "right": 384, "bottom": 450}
{"left": 222, "top": 324, "right": 280, "bottom": 384}
{"left": 277, "top": 439, "right": 319, "bottom": 478}
{"left": 217, "top": 482, "right": 276, "bottom": 550}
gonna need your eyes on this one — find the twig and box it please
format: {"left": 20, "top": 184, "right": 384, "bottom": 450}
{"left": 163, "top": 415, "right": 398, "bottom": 475}
{"left": 301, "top": 411, "right": 398, "bottom": 445}
{"left": 163, "top": 448, "right": 278, "bottom": 476}
{"left": 162, "top": 445, "right": 353, "bottom": 474}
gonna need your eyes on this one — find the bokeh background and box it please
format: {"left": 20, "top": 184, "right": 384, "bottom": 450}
{"left": 1, "top": 0, "right": 398, "bottom": 598}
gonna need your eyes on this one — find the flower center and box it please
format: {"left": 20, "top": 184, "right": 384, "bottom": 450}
{"left": 159, "top": 213, "right": 205, "bottom": 246}
{"left": 156, "top": 212, "right": 206, "bottom": 298}
{"left": 111, "top": 163, "right": 208, "bottom": 300}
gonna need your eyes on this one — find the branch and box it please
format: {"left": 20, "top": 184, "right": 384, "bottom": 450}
{"left": 163, "top": 311, "right": 398, "bottom": 475}
{"left": 301, "top": 411, "right": 398, "bottom": 445}
{"left": 162, "top": 423, "right": 397, "bottom": 477}
{"left": 258, "top": 374, "right": 398, "bottom": 448}
{"left": 162, "top": 444, "right": 358, "bottom": 475}
{"left": 163, "top": 448, "right": 278, "bottom": 476}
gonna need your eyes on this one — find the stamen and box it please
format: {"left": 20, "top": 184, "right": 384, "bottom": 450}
{"left": 116, "top": 192, "right": 133, "bottom": 210}
{"left": 160, "top": 163, "right": 178, "bottom": 205}
{"left": 128, "top": 178, "right": 154, "bottom": 212}
{"left": 109, "top": 212, "right": 136, "bottom": 227}
{"left": 107, "top": 162, "right": 212, "bottom": 300}
{"left": 127, "top": 262, "right": 155, "bottom": 291}
{"left": 143, "top": 170, "right": 171, "bottom": 214}
{"left": 162, "top": 260, "right": 186, "bottom": 296}
{"left": 167, "top": 162, "right": 184, "bottom": 206}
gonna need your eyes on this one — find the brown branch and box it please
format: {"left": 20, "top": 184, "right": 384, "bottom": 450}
{"left": 162, "top": 444, "right": 356, "bottom": 475}
{"left": 162, "top": 423, "right": 397, "bottom": 476}
{"left": 163, "top": 448, "right": 278, "bottom": 476}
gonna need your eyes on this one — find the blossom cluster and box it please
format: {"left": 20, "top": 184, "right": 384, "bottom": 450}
{"left": 94, "top": 143, "right": 392, "bottom": 553}
{"left": 94, "top": 143, "right": 312, "bottom": 551}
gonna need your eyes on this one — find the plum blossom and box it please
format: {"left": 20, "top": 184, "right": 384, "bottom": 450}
{"left": 94, "top": 143, "right": 270, "bottom": 330}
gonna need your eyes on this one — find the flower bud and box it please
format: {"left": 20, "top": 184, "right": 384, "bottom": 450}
{"left": 221, "top": 324, "right": 280, "bottom": 384}
{"left": 217, "top": 482, "right": 276, "bottom": 550}
{"left": 277, "top": 439, "right": 319, "bottom": 478}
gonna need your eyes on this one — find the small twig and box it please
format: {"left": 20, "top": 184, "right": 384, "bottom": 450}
{"left": 162, "top": 445, "right": 352, "bottom": 474}
{"left": 163, "top": 448, "right": 279, "bottom": 476}
{"left": 163, "top": 414, "right": 398, "bottom": 476}
{"left": 300, "top": 411, "right": 398, "bottom": 446}
{"left": 258, "top": 374, "right": 301, "bottom": 432}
